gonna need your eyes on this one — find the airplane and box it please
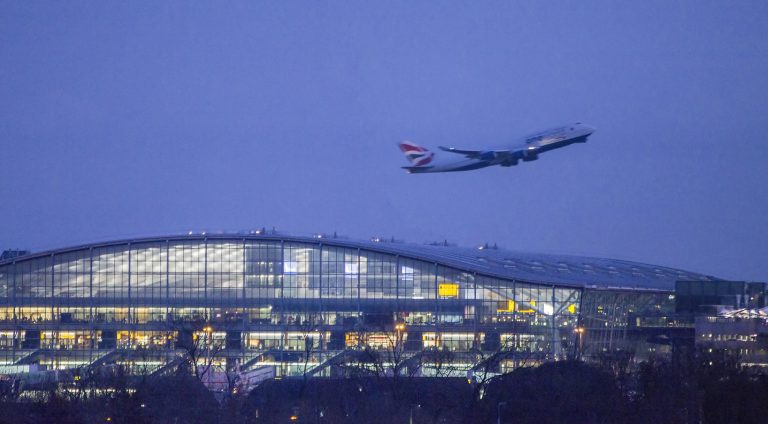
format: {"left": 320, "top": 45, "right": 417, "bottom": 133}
{"left": 398, "top": 122, "right": 596, "bottom": 173}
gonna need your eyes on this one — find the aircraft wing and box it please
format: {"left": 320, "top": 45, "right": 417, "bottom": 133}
{"left": 439, "top": 146, "right": 533, "bottom": 162}
{"left": 438, "top": 146, "right": 487, "bottom": 158}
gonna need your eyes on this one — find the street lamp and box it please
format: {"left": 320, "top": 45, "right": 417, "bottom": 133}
{"left": 574, "top": 327, "right": 585, "bottom": 358}
{"left": 497, "top": 401, "right": 507, "bottom": 424}
{"left": 409, "top": 403, "right": 420, "bottom": 424}
{"left": 395, "top": 320, "right": 406, "bottom": 350}
{"left": 202, "top": 325, "right": 213, "bottom": 346}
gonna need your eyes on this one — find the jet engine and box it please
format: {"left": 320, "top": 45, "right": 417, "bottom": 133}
{"left": 477, "top": 151, "right": 497, "bottom": 161}
{"left": 521, "top": 150, "right": 539, "bottom": 162}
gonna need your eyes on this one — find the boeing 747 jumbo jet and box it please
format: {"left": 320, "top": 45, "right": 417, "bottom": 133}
{"left": 398, "top": 122, "right": 595, "bottom": 173}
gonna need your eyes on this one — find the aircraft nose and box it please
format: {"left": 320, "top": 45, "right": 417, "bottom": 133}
{"left": 582, "top": 125, "right": 596, "bottom": 134}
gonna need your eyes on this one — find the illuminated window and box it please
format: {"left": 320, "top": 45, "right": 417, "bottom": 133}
{"left": 344, "top": 263, "right": 359, "bottom": 275}
{"left": 401, "top": 266, "right": 414, "bottom": 280}
{"left": 283, "top": 261, "right": 298, "bottom": 274}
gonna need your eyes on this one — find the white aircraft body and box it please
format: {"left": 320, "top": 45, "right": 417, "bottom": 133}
{"left": 398, "top": 122, "right": 596, "bottom": 173}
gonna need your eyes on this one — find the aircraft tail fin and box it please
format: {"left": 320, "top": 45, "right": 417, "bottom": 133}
{"left": 398, "top": 141, "right": 435, "bottom": 167}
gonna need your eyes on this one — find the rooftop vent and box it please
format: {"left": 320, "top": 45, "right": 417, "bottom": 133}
{"left": 1, "top": 250, "right": 30, "bottom": 261}
{"left": 314, "top": 232, "right": 340, "bottom": 239}
{"left": 371, "top": 236, "right": 401, "bottom": 243}
{"left": 426, "top": 240, "right": 453, "bottom": 247}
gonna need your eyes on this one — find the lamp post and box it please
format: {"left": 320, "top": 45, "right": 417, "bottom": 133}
{"left": 574, "top": 327, "right": 585, "bottom": 359}
{"left": 497, "top": 401, "right": 507, "bottom": 424}
{"left": 409, "top": 403, "right": 420, "bottom": 424}
{"left": 395, "top": 320, "right": 406, "bottom": 349}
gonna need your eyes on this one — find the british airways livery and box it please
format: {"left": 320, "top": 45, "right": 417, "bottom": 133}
{"left": 398, "top": 122, "right": 595, "bottom": 173}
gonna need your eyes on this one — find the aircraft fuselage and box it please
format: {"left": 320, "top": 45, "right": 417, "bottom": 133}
{"left": 400, "top": 123, "right": 595, "bottom": 173}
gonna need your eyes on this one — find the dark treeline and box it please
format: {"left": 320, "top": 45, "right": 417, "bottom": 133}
{"left": 1, "top": 349, "right": 767, "bottom": 423}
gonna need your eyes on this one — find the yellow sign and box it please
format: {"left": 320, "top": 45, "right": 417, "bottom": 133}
{"left": 496, "top": 300, "right": 515, "bottom": 313}
{"left": 516, "top": 300, "right": 535, "bottom": 314}
{"left": 438, "top": 283, "right": 459, "bottom": 298}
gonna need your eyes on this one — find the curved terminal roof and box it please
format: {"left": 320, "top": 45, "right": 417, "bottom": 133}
{"left": 0, "top": 234, "right": 719, "bottom": 291}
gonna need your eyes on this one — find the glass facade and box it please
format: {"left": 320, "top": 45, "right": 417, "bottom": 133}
{"left": 0, "top": 236, "right": 676, "bottom": 375}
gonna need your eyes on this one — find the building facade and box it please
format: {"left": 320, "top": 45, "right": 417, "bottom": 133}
{"left": 0, "top": 234, "right": 718, "bottom": 376}
{"left": 676, "top": 280, "right": 768, "bottom": 366}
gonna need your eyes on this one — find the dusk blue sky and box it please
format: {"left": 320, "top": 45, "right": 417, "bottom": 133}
{"left": 1, "top": 2, "right": 767, "bottom": 281}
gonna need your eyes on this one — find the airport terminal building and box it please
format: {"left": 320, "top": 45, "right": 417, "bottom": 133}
{"left": 0, "top": 234, "right": 718, "bottom": 376}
